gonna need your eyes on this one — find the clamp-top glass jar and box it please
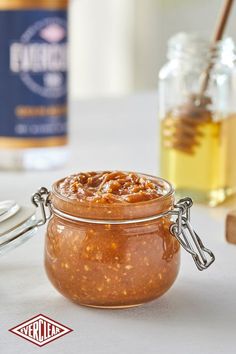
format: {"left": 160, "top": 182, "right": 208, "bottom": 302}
{"left": 46, "top": 173, "right": 179, "bottom": 308}
{"left": 159, "top": 32, "right": 236, "bottom": 206}
{"left": 44, "top": 171, "right": 214, "bottom": 308}
{"left": 0, "top": 171, "right": 215, "bottom": 308}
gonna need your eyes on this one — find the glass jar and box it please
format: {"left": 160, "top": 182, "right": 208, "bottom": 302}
{"left": 0, "top": 172, "right": 215, "bottom": 308}
{"left": 45, "top": 175, "right": 179, "bottom": 308}
{"left": 158, "top": 32, "right": 236, "bottom": 206}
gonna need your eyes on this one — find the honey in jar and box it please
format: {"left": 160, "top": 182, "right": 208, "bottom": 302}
{"left": 158, "top": 33, "right": 236, "bottom": 206}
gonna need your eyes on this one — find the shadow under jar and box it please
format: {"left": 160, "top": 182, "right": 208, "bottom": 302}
{"left": 45, "top": 172, "right": 180, "bottom": 308}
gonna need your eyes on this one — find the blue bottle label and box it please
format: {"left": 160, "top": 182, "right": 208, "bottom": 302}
{"left": 0, "top": 9, "right": 67, "bottom": 148}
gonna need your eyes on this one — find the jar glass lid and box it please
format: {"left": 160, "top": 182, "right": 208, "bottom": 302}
{"left": 0, "top": 200, "right": 37, "bottom": 256}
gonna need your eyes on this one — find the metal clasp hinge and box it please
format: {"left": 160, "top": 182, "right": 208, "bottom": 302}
{"left": 169, "top": 197, "right": 215, "bottom": 271}
{"left": 31, "top": 187, "right": 52, "bottom": 227}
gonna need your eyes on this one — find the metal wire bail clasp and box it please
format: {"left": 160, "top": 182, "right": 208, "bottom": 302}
{"left": 170, "top": 197, "right": 215, "bottom": 271}
{"left": 31, "top": 187, "right": 52, "bottom": 227}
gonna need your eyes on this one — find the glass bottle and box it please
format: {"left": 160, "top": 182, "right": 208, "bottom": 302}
{"left": 0, "top": 0, "right": 68, "bottom": 170}
{"left": 158, "top": 32, "right": 236, "bottom": 206}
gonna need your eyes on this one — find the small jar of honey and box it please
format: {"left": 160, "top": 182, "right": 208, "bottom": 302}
{"left": 159, "top": 32, "right": 236, "bottom": 206}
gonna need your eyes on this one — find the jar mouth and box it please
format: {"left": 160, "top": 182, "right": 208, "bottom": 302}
{"left": 51, "top": 173, "right": 175, "bottom": 220}
{"left": 168, "top": 32, "right": 236, "bottom": 65}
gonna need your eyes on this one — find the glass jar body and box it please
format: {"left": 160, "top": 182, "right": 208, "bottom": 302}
{"left": 45, "top": 176, "right": 180, "bottom": 308}
{"left": 45, "top": 214, "right": 180, "bottom": 308}
{"left": 158, "top": 33, "right": 236, "bottom": 206}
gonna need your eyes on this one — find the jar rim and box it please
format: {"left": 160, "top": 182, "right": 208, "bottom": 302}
{"left": 51, "top": 173, "right": 175, "bottom": 220}
{"left": 167, "top": 32, "right": 236, "bottom": 65}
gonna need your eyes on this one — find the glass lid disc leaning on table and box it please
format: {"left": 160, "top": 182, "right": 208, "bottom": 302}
{"left": 0, "top": 200, "right": 38, "bottom": 256}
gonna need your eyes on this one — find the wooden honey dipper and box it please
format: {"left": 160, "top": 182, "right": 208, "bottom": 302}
{"left": 163, "top": 0, "right": 234, "bottom": 154}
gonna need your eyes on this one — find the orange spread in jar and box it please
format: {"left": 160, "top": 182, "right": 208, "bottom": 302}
{"left": 45, "top": 171, "right": 180, "bottom": 308}
{"left": 58, "top": 171, "right": 163, "bottom": 203}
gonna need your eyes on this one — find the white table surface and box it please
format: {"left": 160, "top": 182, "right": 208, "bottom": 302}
{"left": 0, "top": 92, "right": 236, "bottom": 354}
